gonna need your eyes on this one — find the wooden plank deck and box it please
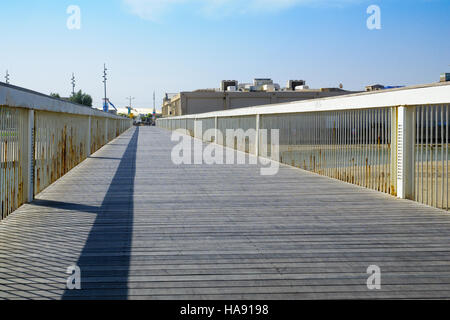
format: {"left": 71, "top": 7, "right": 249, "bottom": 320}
{"left": 1, "top": 126, "right": 450, "bottom": 300}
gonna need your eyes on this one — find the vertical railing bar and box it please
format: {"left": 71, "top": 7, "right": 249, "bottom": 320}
{"left": 370, "top": 109, "right": 374, "bottom": 190}
{"left": 344, "top": 110, "right": 348, "bottom": 182}
{"left": 435, "top": 106, "right": 439, "bottom": 208}
{"left": 339, "top": 111, "right": 342, "bottom": 181}
{"left": 342, "top": 110, "right": 345, "bottom": 181}
{"left": 1, "top": 108, "right": 3, "bottom": 218}
{"left": 349, "top": 110, "right": 352, "bottom": 182}
{"left": 4, "top": 107, "right": 7, "bottom": 217}
{"left": 368, "top": 109, "right": 371, "bottom": 189}
{"left": 373, "top": 108, "right": 376, "bottom": 190}
{"left": 426, "top": 107, "right": 429, "bottom": 206}
{"left": 315, "top": 112, "right": 317, "bottom": 173}
{"left": 4, "top": 107, "right": 7, "bottom": 216}
{"left": 319, "top": 112, "right": 322, "bottom": 174}
{"left": 381, "top": 108, "right": 385, "bottom": 193}
{"left": 338, "top": 111, "right": 341, "bottom": 180}
{"left": 357, "top": 109, "right": 360, "bottom": 185}
{"left": 385, "top": 108, "right": 389, "bottom": 194}
{"left": 377, "top": 108, "right": 381, "bottom": 191}
{"left": 363, "top": 109, "right": 367, "bottom": 188}
{"left": 366, "top": 109, "right": 369, "bottom": 189}
{"left": 359, "top": 109, "right": 362, "bottom": 186}
{"left": 330, "top": 111, "right": 337, "bottom": 178}
{"left": 382, "top": 108, "right": 388, "bottom": 193}
{"left": 329, "top": 112, "right": 331, "bottom": 178}
{"left": 379, "top": 108, "right": 383, "bottom": 192}
{"left": 441, "top": 105, "right": 445, "bottom": 209}
{"left": 353, "top": 109, "right": 356, "bottom": 185}
{"left": 334, "top": 112, "right": 337, "bottom": 179}
{"left": 335, "top": 111, "right": 338, "bottom": 179}
{"left": 431, "top": 106, "right": 434, "bottom": 207}
{"left": 345, "top": 111, "right": 352, "bottom": 183}
{"left": 350, "top": 110, "right": 353, "bottom": 184}
{"left": 415, "top": 107, "right": 419, "bottom": 202}
{"left": 358, "top": 109, "right": 361, "bottom": 186}
{"left": 7, "top": 108, "right": 11, "bottom": 216}
{"left": 314, "top": 113, "right": 317, "bottom": 172}
{"left": 350, "top": 110, "right": 352, "bottom": 183}
{"left": 447, "top": 104, "right": 449, "bottom": 211}
{"left": 386, "top": 108, "right": 394, "bottom": 194}
{"left": 380, "top": 108, "right": 383, "bottom": 192}
{"left": 421, "top": 106, "right": 424, "bottom": 204}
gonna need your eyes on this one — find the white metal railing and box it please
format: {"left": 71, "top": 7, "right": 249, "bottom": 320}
{"left": 414, "top": 105, "right": 450, "bottom": 210}
{"left": 157, "top": 82, "right": 450, "bottom": 211}
{"left": 0, "top": 82, "right": 132, "bottom": 220}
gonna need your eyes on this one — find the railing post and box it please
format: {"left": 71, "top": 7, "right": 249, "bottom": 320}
{"left": 105, "top": 118, "right": 109, "bottom": 144}
{"left": 194, "top": 117, "right": 198, "bottom": 139}
{"left": 214, "top": 116, "right": 218, "bottom": 144}
{"left": 391, "top": 107, "right": 398, "bottom": 196}
{"left": 397, "top": 106, "right": 415, "bottom": 199}
{"left": 87, "top": 116, "right": 91, "bottom": 157}
{"left": 255, "top": 114, "right": 260, "bottom": 157}
{"left": 26, "top": 109, "right": 34, "bottom": 203}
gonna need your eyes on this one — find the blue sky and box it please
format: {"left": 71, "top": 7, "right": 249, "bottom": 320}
{"left": 0, "top": 0, "right": 449, "bottom": 112}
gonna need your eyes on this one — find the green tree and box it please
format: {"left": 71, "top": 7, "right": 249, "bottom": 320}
{"left": 69, "top": 90, "right": 93, "bottom": 107}
{"left": 50, "top": 93, "right": 61, "bottom": 98}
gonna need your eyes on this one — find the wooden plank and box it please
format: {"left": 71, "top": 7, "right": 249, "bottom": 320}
{"left": 1, "top": 126, "right": 450, "bottom": 299}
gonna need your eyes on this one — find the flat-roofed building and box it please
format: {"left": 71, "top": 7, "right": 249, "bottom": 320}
{"left": 162, "top": 79, "right": 359, "bottom": 117}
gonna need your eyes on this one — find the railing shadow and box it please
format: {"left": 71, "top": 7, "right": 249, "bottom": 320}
{"left": 62, "top": 127, "right": 139, "bottom": 299}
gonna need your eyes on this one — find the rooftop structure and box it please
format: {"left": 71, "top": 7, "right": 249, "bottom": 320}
{"left": 162, "top": 79, "right": 358, "bottom": 117}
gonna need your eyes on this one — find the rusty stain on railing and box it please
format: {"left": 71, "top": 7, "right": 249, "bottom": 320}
{"left": 34, "top": 111, "right": 90, "bottom": 195}
{"left": 0, "top": 106, "right": 28, "bottom": 219}
{"left": 34, "top": 111, "right": 130, "bottom": 196}
{"left": 158, "top": 108, "right": 395, "bottom": 196}
{"left": 1, "top": 106, "right": 131, "bottom": 221}
{"left": 91, "top": 117, "right": 107, "bottom": 154}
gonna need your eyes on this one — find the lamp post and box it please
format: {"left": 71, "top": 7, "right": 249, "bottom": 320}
{"left": 103, "top": 64, "right": 108, "bottom": 112}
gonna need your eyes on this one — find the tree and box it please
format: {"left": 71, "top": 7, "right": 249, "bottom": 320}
{"left": 50, "top": 93, "right": 61, "bottom": 98}
{"left": 69, "top": 90, "right": 93, "bottom": 107}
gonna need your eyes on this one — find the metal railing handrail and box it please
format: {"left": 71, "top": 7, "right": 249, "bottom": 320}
{"left": 0, "top": 82, "right": 126, "bottom": 120}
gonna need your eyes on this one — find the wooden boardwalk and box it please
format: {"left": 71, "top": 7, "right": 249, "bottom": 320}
{"left": 1, "top": 126, "right": 450, "bottom": 299}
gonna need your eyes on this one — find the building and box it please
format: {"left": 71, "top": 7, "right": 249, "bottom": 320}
{"left": 365, "top": 84, "right": 385, "bottom": 92}
{"left": 441, "top": 73, "right": 450, "bottom": 82}
{"left": 162, "top": 79, "right": 359, "bottom": 117}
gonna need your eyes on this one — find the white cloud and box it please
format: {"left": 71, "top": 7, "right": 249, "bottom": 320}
{"left": 123, "top": 0, "right": 359, "bottom": 21}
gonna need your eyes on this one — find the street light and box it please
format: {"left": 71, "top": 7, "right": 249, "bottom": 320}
{"left": 103, "top": 64, "right": 108, "bottom": 112}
